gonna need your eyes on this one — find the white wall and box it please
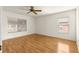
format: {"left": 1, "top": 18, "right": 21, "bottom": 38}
{"left": 35, "top": 9, "right": 76, "bottom": 41}
{"left": 0, "top": 7, "right": 1, "bottom": 39}
{"left": 0, "top": 7, "right": 2, "bottom": 44}
{"left": 76, "top": 7, "right": 79, "bottom": 51}
{"left": 1, "top": 9, "right": 35, "bottom": 40}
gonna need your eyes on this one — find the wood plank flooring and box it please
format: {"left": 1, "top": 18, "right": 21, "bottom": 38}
{"left": 2, "top": 34, "right": 78, "bottom": 53}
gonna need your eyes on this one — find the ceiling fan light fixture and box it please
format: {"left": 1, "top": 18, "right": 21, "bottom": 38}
{"left": 27, "top": 6, "right": 42, "bottom": 15}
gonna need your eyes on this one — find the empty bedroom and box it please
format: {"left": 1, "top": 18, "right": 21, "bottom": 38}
{"left": 0, "top": 6, "right": 79, "bottom": 53}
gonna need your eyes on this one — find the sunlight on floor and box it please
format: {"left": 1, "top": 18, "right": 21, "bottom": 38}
{"left": 57, "top": 42, "right": 69, "bottom": 53}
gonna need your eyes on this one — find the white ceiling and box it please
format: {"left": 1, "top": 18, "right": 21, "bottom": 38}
{"left": 3, "top": 6, "right": 77, "bottom": 16}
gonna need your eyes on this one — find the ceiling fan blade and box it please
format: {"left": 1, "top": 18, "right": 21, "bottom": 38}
{"left": 32, "top": 11, "right": 37, "bottom": 14}
{"left": 27, "top": 11, "right": 31, "bottom": 14}
{"left": 30, "top": 6, "right": 34, "bottom": 9}
{"left": 34, "top": 10, "right": 42, "bottom": 12}
{"left": 27, "top": 6, "right": 42, "bottom": 15}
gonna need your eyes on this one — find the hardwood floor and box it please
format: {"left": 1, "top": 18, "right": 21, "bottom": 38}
{"left": 2, "top": 34, "right": 78, "bottom": 53}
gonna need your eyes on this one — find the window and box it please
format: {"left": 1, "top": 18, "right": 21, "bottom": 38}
{"left": 58, "top": 17, "right": 69, "bottom": 33}
{"left": 8, "top": 17, "right": 27, "bottom": 33}
{"left": 8, "top": 17, "right": 17, "bottom": 33}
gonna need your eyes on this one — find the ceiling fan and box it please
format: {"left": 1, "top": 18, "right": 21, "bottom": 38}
{"left": 27, "top": 6, "right": 42, "bottom": 15}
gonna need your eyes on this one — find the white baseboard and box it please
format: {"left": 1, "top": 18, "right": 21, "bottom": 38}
{"left": 36, "top": 33, "right": 76, "bottom": 41}
{"left": 2, "top": 33, "right": 35, "bottom": 40}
